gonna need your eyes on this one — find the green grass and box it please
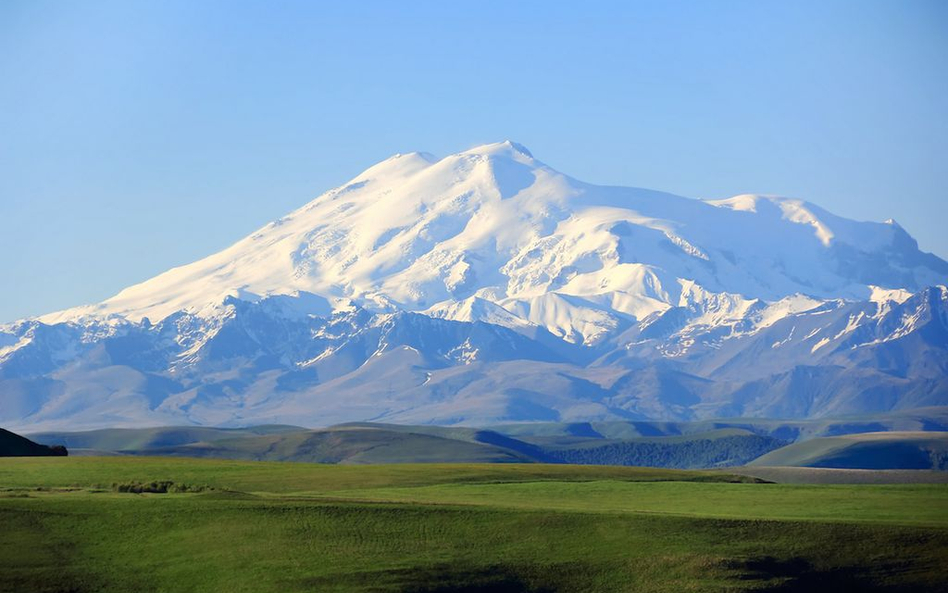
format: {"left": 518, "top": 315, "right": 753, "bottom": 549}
{"left": 324, "top": 480, "right": 948, "bottom": 526}
{"left": 2, "top": 457, "right": 947, "bottom": 592}
{"left": 728, "top": 465, "right": 948, "bottom": 484}
{"left": 0, "top": 456, "right": 757, "bottom": 492}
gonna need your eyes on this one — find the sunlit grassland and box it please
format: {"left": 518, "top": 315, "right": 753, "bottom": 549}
{"left": 1, "top": 456, "right": 946, "bottom": 592}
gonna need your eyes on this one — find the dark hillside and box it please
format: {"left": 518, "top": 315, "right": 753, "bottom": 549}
{"left": 0, "top": 427, "right": 67, "bottom": 457}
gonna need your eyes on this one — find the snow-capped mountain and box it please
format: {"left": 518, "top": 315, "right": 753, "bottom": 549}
{"left": 2, "top": 141, "right": 946, "bottom": 431}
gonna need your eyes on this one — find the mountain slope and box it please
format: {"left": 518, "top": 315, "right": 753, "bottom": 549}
{"left": 2, "top": 142, "right": 946, "bottom": 430}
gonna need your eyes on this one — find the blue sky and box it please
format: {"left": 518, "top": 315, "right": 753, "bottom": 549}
{"left": 1, "top": 0, "right": 946, "bottom": 322}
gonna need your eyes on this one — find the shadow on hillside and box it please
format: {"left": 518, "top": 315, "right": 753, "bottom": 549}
{"left": 736, "top": 556, "right": 913, "bottom": 592}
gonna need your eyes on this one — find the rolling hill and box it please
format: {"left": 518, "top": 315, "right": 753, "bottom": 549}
{"left": 750, "top": 431, "right": 948, "bottom": 470}
{"left": 29, "top": 422, "right": 783, "bottom": 468}
{"left": 30, "top": 410, "right": 948, "bottom": 470}
{"left": 28, "top": 425, "right": 302, "bottom": 455}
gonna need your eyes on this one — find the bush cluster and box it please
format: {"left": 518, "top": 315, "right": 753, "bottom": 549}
{"left": 111, "top": 481, "right": 209, "bottom": 494}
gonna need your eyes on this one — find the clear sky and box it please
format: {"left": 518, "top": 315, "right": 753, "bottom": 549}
{"left": 1, "top": 0, "right": 946, "bottom": 323}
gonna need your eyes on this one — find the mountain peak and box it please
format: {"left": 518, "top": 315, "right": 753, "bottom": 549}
{"left": 5, "top": 142, "right": 948, "bottom": 431}
{"left": 30, "top": 142, "right": 947, "bottom": 331}
{"left": 461, "top": 140, "right": 534, "bottom": 159}
{"left": 352, "top": 142, "right": 536, "bottom": 185}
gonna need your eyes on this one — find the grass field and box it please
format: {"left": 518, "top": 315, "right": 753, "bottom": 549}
{"left": 729, "top": 465, "right": 948, "bottom": 484}
{"left": 2, "top": 457, "right": 947, "bottom": 592}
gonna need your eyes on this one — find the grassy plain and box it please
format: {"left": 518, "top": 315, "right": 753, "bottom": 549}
{"left": 1, "top": 457, "right": 946, "bottom": 592}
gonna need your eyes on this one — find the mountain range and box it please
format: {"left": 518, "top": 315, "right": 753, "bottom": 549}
{"left": 2, "top": 141, "right": 946, "bottom": 431}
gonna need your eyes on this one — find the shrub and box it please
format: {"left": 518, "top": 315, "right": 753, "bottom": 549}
{"left": 111, "top": 481, "right": 210, "bottom": 494}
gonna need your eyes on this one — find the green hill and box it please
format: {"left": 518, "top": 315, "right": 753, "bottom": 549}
{"left": 136, "top": 425, "right": 534, "bottom": 464}
{"left": 749, "top": 431, "right": 948, "bottom": 470}
{"left": 30, "top": 415, "right": 948, "bottom": 470}
{"left": 27, "top": 425, "right": 302, "bottom": 453}
{"left": 0, "top": 427, "right": 67, "bottom": 457}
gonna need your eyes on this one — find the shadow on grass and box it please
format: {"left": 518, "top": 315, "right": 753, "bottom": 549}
{"left": 298, "top": 556, "right": 935, "bottom": 592}
{"left": 390, "top": 565, "right": 554, "bottom": 593}
{"left": 736, "top": 556, "right": 916, "bottom": 592}
{"left": 300, "top": 563, "right": 566, "bottom": 592}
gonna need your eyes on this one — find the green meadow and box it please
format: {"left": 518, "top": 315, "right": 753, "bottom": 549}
{"left": 2, "top": 457, "right": 947, "bottom": 592}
